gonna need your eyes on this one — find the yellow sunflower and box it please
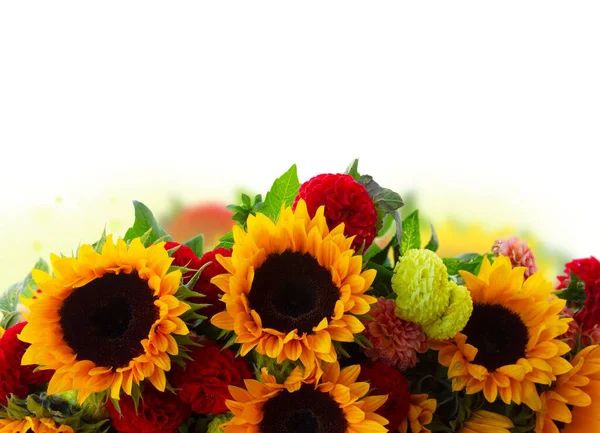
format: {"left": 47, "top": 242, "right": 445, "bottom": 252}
{"left": 536, "top": 344, "right": 600, "bottom": 433}
{"left": 210, "top": 200, "right": 376, "bottom": 372}
{"left": 430, "top": 256, "right": 572, "bottom": 411}
{"left": 398, "top": 393, "right": 437, "bottom": 433}
{"left": 0, "top": 417, "right": 73, "bottom": 433}
{"left": 459, "top": 410, "right": 514, "bottom": 433}
{"left": 18, "top": 235, "right": 191, "bottom": 404}
{"left": 223, "top": 362, "right": 388, "bottom": 433}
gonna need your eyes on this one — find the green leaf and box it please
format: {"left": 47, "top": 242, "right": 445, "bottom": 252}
{"left": 215, "top": 230, "right": 234, "bottom": 249}
{"left": 184, "top": 234, "right": 204, "bottom": 257}
{"left": 442, "top": 253, "right": 484, "bottom": 276}
{"left": 424, "top": 223, "right": 439, "bottom": 252}
{"left": 400, "top": 210, "right": 420, "bottom": 255}
{"left": 358, "top": 175, "right": 404, "bottom": 213}
{"left": 261, "top": 164, "right": 300, "bottom": 220}
{"left": 345, "top": 158, "right": 361, "bottom": 180}
{"left": 555, "top": 272, "right": 587, "bottom": 309}
{"left": 124, "top": 201, "right": 172, "bottom": 244}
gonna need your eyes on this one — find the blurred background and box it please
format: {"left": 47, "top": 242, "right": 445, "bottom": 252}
{"left": 1, "top": 2, "right": 599, "bottom": 290}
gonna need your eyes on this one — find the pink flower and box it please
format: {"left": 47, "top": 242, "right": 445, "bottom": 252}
{"left": 363, "top": 297, "right": 427, "bottom": 371}
{"left": 492, "top": 236, "right": 538, "bottom": 278}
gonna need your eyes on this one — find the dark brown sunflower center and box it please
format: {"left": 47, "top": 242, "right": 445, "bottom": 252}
{"left": 248, "top": 252, "right": 339, "bottom": 335}
{"left": 58, "top": 272, "right": 159, "bottom": 369}
{"left": 462, "top": 303, "right": 529, "bottom": 371}
{"left": 260, "top": 385, "right": 347, "bottom": 433}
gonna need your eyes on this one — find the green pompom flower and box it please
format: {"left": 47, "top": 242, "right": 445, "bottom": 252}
{"left": 392, "top": 249, "right": 450, "bottom": 325}
{"left": 207, "top": 413, "right": 234, "bottom": 433}
{"left": 422, "top": 281, "right": 473, "bottom": 340}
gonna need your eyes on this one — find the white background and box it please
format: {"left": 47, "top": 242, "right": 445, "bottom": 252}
{"left": 1, "top": 2, "right": 599, "bottom": 288}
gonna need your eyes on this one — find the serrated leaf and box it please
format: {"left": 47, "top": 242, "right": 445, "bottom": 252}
{"left": 183, "top": 234, "right": 204, "bottom": 257}
{"left": 424, "top": 223, "right": 439, "bottom": 252}
{"left": 400, "top": 210, "right": 420, "bottom": 255}
{"left": 261, "top": 164, "right": 300, "bottom": 220}
{"left": 442, "top": 253, "right": 484, "bottom": 276}
{"left": 123, "top": 201, "right": 172, "bottom": 244}
{"left": 345, "top": 158, "right": 361, "bottom": 180}
{"left": 358, "top": 175, "right": 404, "bottom": 213}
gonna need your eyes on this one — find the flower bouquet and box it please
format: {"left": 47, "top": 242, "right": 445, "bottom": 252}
{"left": 1, "top": 160, "right": 598, "bottom": 433}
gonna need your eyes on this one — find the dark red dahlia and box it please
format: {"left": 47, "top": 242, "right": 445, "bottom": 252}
{"left": 557, "top": 256, "right": 600, "bottom": 330}
{"left": 293, "top": 173, "right": 378, "bottom": 251}
{"left": 358, "top": 361, "right": 411, "bottom": 432}
{"left": 0, "top": 321, "right": 53, "bottom": 405}
{"left": 170, "top": 338, "right": 252, "bottom": 414}
{"left": 165, "top": 242, "right": 232, "bottom": 318}
{"left": 108, "top": 385, "right": 191, "bottom": 433}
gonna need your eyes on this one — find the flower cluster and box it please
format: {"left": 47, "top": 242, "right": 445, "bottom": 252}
{"left": 0, "top": 160, "right": 596, "bottom": 433}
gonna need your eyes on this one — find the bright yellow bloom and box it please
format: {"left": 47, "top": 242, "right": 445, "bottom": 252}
{"left": 0, "top": 326, "right": 4, "bottom": 338}
{"left": 398, "top": 393, "right": 437, "bottom": 433}
{"left": 0, "top": 417, "right": 73, "bottom": 433}
{"left": 392, "top": 249, "right": 450, "bottom": 325}
{"left": 19, "top": 235, "right": 190, "bottom": 404}
{"left": 536, "top": 344, "right": 600, "bottom": 433}
{"left": 210, "top": 200, "right": 376, "bottom": 373}
{"left": 422, "top": 281, "right": 472, "bottom": 340}
{"left": 431, "top": 256, "right": 572, "bottom": 411}
{"left": 223, "top": 362, "right": 388, "bottom": 433}
{"left": 459, "top": 410, "right": 514, "bottom": 433}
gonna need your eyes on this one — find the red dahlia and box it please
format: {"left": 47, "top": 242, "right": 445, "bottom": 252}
{"left": 165, "top": 242, "right": 232, "bottom": 318}
{"left": 0, "top": 321, "right": 53, "bottom": 405}
{"left": 170, "top": 338, "right": 252, "bottom": 414}
{"left": 293, "top": 173, "right": 378, "bottom": 251}
{"left": 358, "top": 360, "right": 411, "bottom": 432}
{"left": 557, "top": 256, "right": 600, "bottom": 330}
{"left": 108, "top": 385, "right": 191, "bottom": 433}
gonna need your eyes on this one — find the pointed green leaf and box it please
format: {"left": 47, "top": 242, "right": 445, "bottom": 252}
{"left": 261, "top": 164, "right": 300, "bottom": 220}
{"left": 345, "top": 158, "right": 361, "bottom": 180}
{"left": 424, "top": 223, "right": 439, "bottom": 252}
{"left": 124, "top": 201, "right": 172, "bottom": 244}
{"left": 183, "top": 234, "right": 204, "bottom": 257}
{"left": 400, "top": 210, "right": 420, "bottom": 255}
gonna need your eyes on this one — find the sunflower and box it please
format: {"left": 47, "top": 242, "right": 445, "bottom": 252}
{"left": 18, "top": 235, "right": 191, "bottom": 404}
{"left": 223, "top": 362, "right": 389, "bottom": 433}
{"left": 535, "top": 344, "right": 600, "bottom": 433}
{"left": 430, "top": 256, "right": 572, "bottom": 411}
{"left": 210, "top": 200, "right": 376, "bottom": 372}
{"left": 397, "top": 394, "right": 437, "bottom": 433}
{"left": 0, "top": 416, "right": 73, "bottom": 433}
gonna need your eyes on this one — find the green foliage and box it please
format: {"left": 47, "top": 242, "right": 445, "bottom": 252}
{"left": 0, "top": 258, "right": 49, "bottom": 329}
{"left": 215, "top": 230, "right": 235, "bottom": 249}
{"left": 358, "top": 174, "right": 404, "bottom": 236}
{"left": 183, "top": 234, "right": 204, "bottom": 257}
{"left": 424, "top": 223, "right": 439, "bottom": 252}
{"left": 227, "top": 193, "right": 264, "bottom": 228}
{"left": 261, "top": 164, "right": 300, "bottom": 221}
{"left": 124, "top": 200, "right": 172, "bottom": 244}
{"left": 345, "top": 158, "right": 361, "bottom": 180}
{"left": 555, "top": 272, "right": 587, "bottom": 310}
{"left": 443, "top": 253, "right": 488, "bottom": 277}
{"left": 1, "top": 393, "right": 110, "bottom": 433}
{"left": 400, "top": 210, "right": 421, "bottom": 255}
